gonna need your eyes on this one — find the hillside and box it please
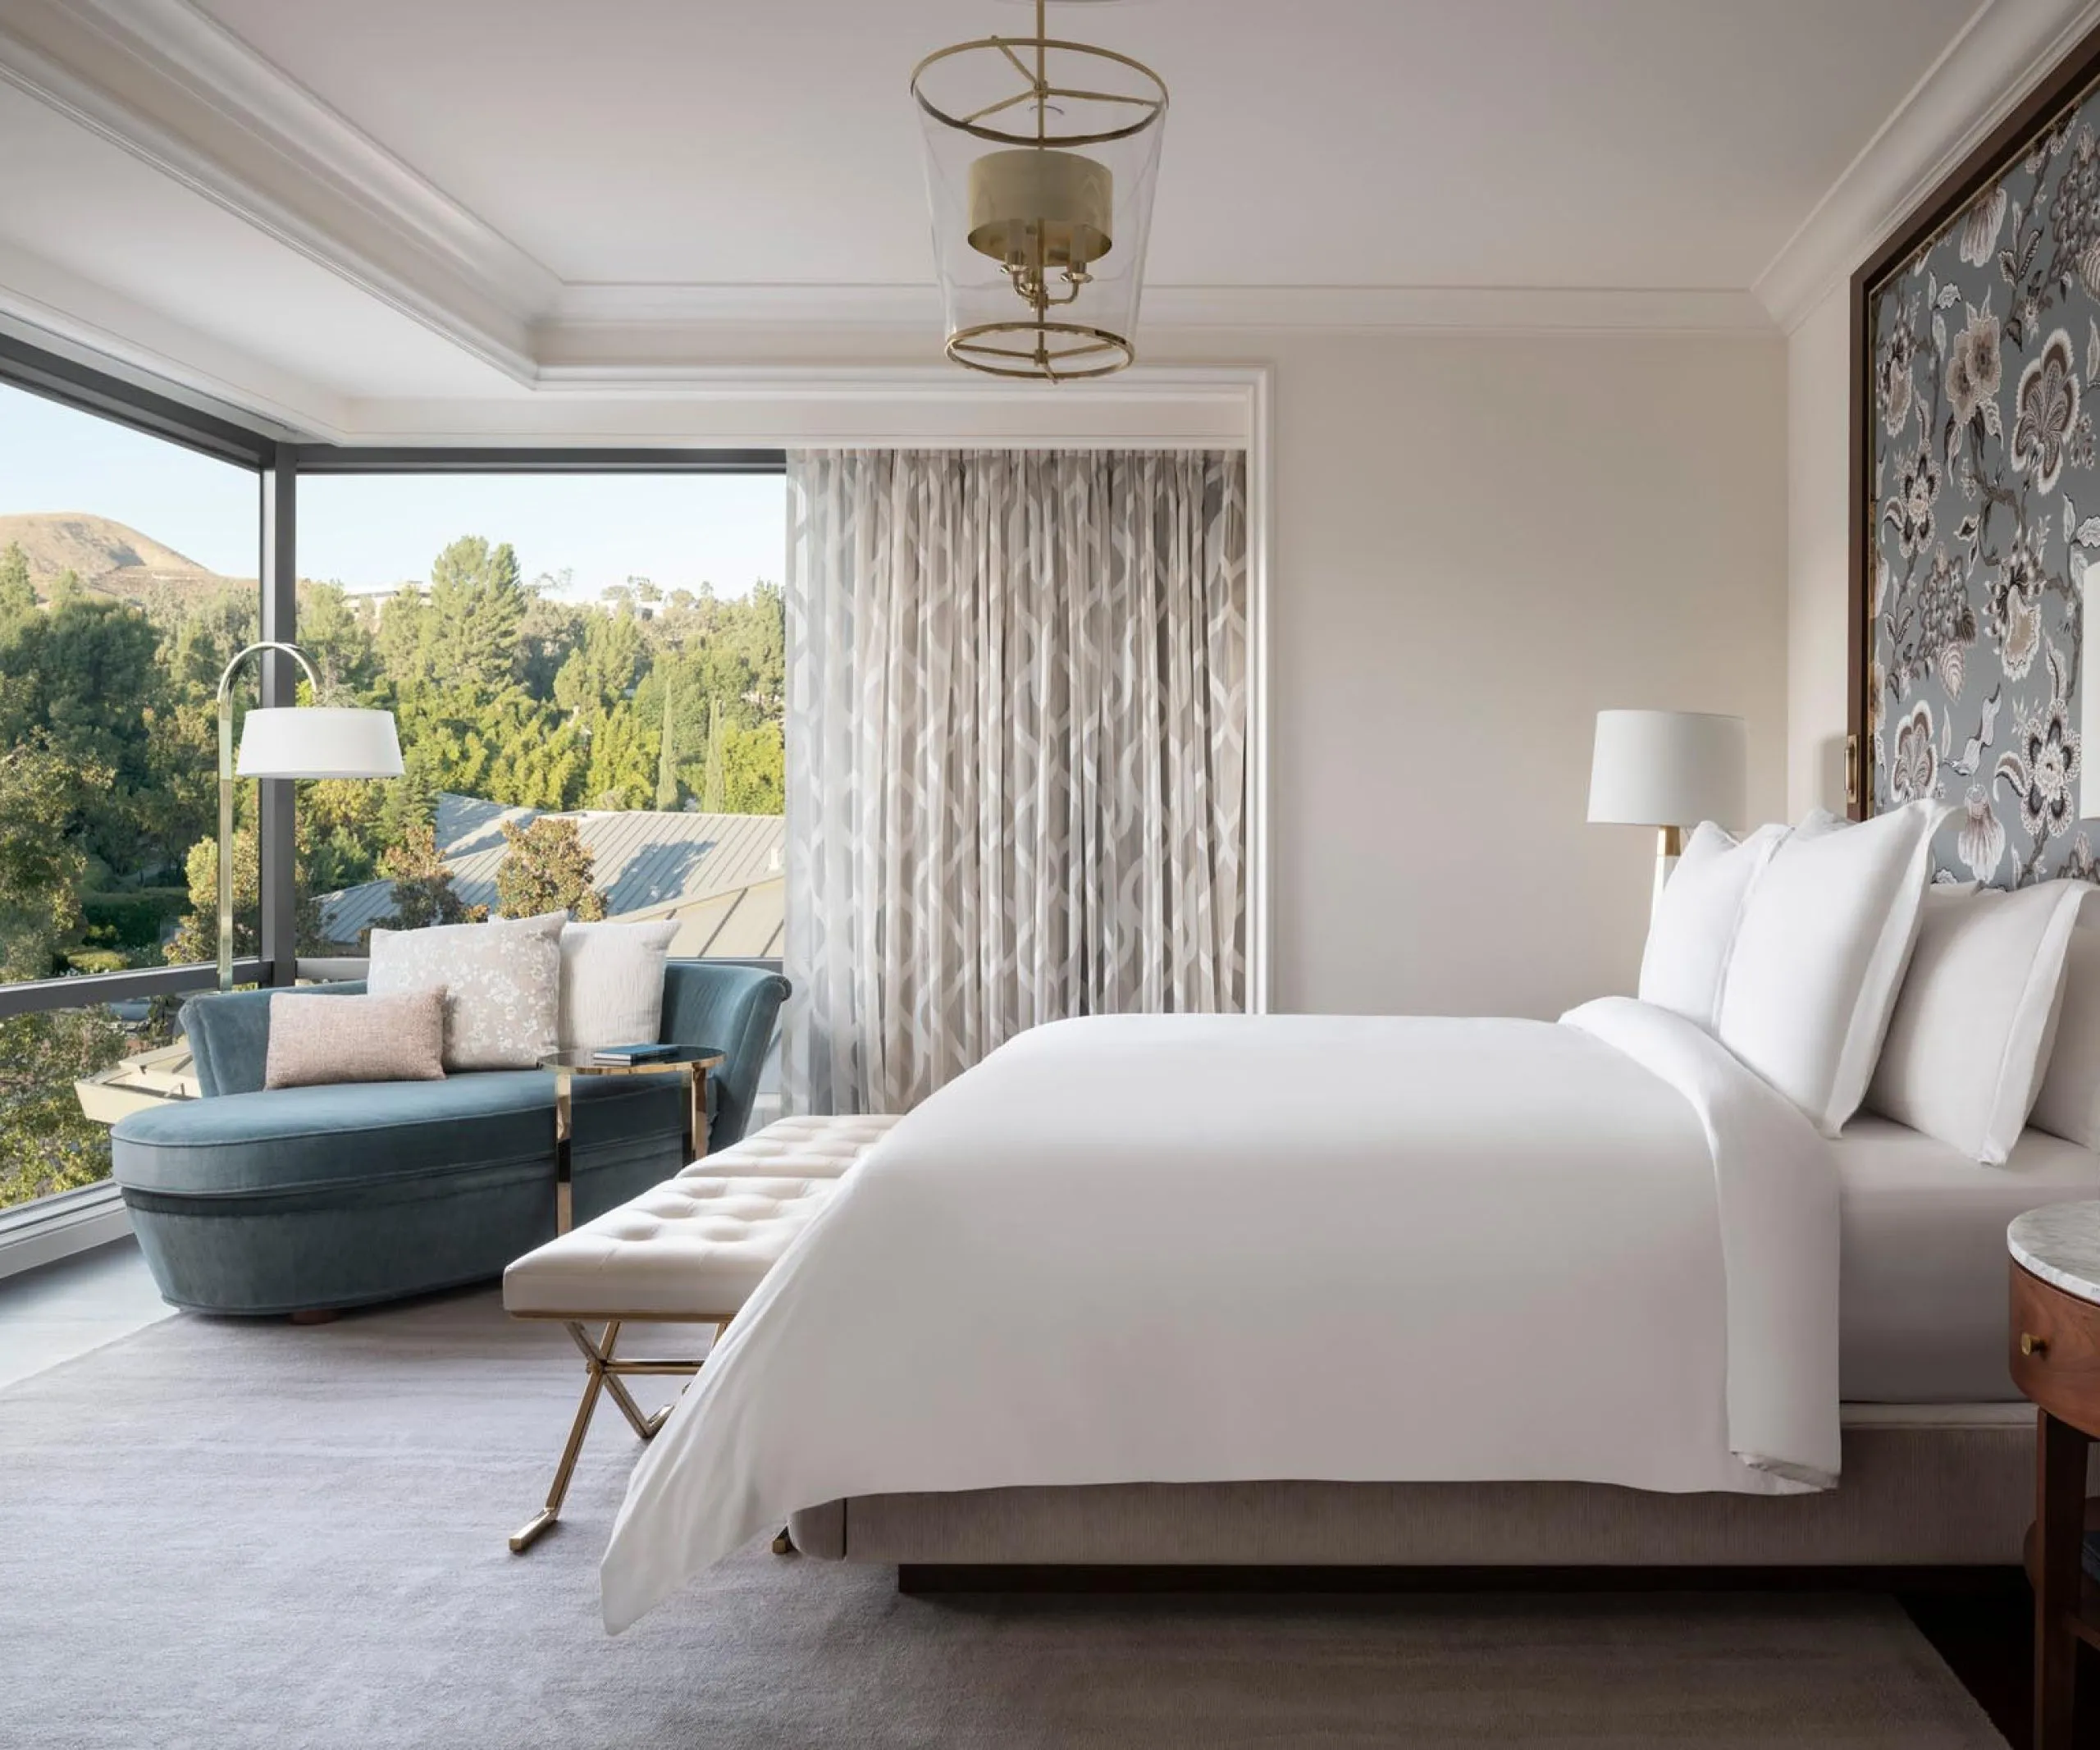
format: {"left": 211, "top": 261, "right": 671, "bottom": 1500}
{"left": 0, "top": 512, "right": 248, "bottom": 605}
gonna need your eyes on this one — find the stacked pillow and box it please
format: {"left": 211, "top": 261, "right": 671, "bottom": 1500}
{"left": 268, "top": 912, "right": 686, "bottom": 1082}
{"left": 1865, "top": 881, "right": 2084, "bottom": 1163}
{"left": 1640, "top": 800, "right": 1944, "bottom": 1138}
{"left": 1641, "top": 797, "right": 2096, "bottom": 1162}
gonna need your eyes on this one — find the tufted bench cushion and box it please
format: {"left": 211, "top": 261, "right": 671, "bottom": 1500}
{"left": 687, "top": 1111, "right": 902, "bottom": 1177}
{"left": 504, "top": 1175, "right": 836, "bottom": 1318}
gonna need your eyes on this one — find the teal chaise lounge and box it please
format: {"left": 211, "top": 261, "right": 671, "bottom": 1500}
{"left": 110, "top": 960, "right": 789, "bottom": 1318}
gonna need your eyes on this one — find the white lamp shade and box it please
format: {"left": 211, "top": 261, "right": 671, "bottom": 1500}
{"left": 236, "top": 707, "right": 404, "bottom": 779}
{"left": 1586, "top": 709, "right": 1746, "bottom": 831}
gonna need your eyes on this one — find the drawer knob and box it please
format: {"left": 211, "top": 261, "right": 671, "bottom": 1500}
{"left": 2022, "top": 1332, "right": 2049, "bottom": 1358}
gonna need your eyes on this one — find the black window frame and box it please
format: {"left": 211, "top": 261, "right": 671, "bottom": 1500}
{"left": 0, "top": 332, "right": 787, "bottom": 1017}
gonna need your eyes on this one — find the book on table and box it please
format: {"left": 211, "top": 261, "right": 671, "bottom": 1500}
{"left": 591, "top": 1043, "right": 683, "bottom": 1066}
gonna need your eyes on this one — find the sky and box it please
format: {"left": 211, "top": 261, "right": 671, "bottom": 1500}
{"left": 0, "top": 382, "right": 788, "bottom": 602}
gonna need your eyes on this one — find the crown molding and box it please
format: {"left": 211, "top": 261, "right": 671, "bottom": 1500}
{"left": 547, "top": 280, "right": 1775, "bottom": 342}
{"left": 1755, "top": 0, "right": 2100, "bottom": 332}
{"left": 0, "top": 237, "right": 350, "bottom": 439}
{"left": 0, "top": 0, "right": 546, "bottom": 380}
{"left": 337, "top": 363, "right": 1264, "bottom": 448}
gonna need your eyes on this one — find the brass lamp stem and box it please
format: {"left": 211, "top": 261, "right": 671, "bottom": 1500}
{"left": 216, "top": 641, "right": 321, "bottom": 993}
{"left": 1650, "top": 824, "right": 1686, "bottom": 922}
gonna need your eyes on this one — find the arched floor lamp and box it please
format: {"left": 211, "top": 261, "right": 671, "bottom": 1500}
{"left": 217, "top": 641, "right": 403, "bottom": 992}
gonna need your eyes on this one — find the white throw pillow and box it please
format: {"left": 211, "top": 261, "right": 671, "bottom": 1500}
{"left": 1714, "top": 798, "right": 1946, "bottom": 1137}
{"left": 2031, "top": 916, "right": 2100, "bottom": 1149}
{"left": 558, "top": 920, "right": 681, "bottom": 1053}
{"left": 368, "top": 911, "right": 565, "bottom": 1071}
{"left": 1638, "top": 820, "right": 1787, "bottom": 1027}
{"left": 1864, "top": 882, "right": 2085, "bottom": 1164}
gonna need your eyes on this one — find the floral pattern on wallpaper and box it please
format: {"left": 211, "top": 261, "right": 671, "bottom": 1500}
{"left": 1870, "top": 99, "right": 2100, "bottom": 886}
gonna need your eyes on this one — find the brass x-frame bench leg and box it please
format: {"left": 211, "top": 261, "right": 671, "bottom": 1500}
{"left": 509, "top": 1315, "right": 725, "bottom": 1553}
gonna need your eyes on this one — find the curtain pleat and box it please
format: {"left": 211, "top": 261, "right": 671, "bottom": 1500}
{"left": 783, "top": 448, "right": 1248, "bottom": 1115}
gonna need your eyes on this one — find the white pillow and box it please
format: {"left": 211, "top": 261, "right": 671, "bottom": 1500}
{"left": 2031, "top": 916, "right": 2100, "bottom": 1149}
{"left": 558, "top": 920, "right": 681, "bottom": 1053}
{"left": 368, "top": 911, "right": 565, "bottom": 1071}
{"left": 1864, "top": 882, "right": 2085, "bottom": 1164}
{"left": 1638, "top": 820, "right": 1787, "bottom": 1027}
{"left": 1714, "top": 799, "right": 1946, "bottom": 1137}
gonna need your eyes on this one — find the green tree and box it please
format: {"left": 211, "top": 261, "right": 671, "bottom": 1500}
{"left": 0, "top": 741, "right": 105, "bottom": 978}
{"left": 0, "top": 541, "right": 35, "bottom": 623}
{"left": 494, "top": 816, "right": 606, "bottom": 920}
{"left": 166, "top": 825, "right": 326, "bottom": 966}
{"left": 425, "top": 536, "right": 526, "bottom": 696}
{"left": 381, "top": 820, "right": 482, "bottom": 930}
{"left": 719, "top": 722, "right": 784, "bottom": 815}
{"left": 654, "top": 672, "right": 681, "bottom": 810}
{"left": 0, "top": 1006, "right": 144, "bottom": 1209}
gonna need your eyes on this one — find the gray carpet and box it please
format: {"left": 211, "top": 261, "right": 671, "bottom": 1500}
{"left": 0, "top": 1289, "right": 2005, "bottom": 1749}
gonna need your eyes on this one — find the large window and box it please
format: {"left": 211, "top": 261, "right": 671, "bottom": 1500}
{"left": 0, "top": 333, "right": 787, "bottom": 1231}
{"left": 0, "top": 368, "right": 264, "bottom": 1218}
{"left": 290, "top": 468, "right": 788, "bottom": 959}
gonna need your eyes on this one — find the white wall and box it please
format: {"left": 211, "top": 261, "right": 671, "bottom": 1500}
{"left": 353, "top": 327, "right": 1795, "bottom": 1024}
{"left": 1786, "top": 285, "right": 1854, "bottom": 820}
{"left": 1194, "top": 331, "right": 1789, "bottom": 1018}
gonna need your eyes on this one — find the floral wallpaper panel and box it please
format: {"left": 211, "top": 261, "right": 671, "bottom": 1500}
{"left": 1871, "top": 88, "right": 2100, "bottom": 886}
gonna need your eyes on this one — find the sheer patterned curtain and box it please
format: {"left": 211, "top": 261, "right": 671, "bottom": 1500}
{"left": 783, "top": 448, "right": 1247, "bottom": 1115}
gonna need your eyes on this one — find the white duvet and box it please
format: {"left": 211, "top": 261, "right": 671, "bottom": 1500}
{"left": 601, "top": 998, "right": 1838, "bottom": 1632}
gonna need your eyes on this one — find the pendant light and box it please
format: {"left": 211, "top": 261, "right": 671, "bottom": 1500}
{"left": 911, "top": 0, "right": 1168, "bottom": 380}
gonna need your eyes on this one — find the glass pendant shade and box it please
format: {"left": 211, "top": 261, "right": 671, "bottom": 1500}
{"left": 912, "top": 3, "right": 1166, "bottom": 380}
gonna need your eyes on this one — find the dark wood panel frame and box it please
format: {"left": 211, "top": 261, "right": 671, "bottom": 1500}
{"left": 1851, "top": 22, "right": 2100, "bottom": 820}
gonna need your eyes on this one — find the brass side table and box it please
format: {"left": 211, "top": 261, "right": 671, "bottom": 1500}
{"left": 539, "top": 1046, "right": 725, "bottom": 1234}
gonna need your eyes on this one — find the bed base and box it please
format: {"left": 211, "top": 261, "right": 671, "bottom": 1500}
{"left": 787, "top": 1410, "right": 2066, "bottom": 1572}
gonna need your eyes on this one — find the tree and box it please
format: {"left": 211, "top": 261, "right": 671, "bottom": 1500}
{"left": 425, "top": 536, "right": 526, "bottom": 696}
{"left": 701, "top": 698, "right": 726, "bottom": 812}
{"left": 494, "top": 816, "right": 606, "bottom": 920}
{"left": 719, "top": 722, "right": 784, "bottom": 814}
{"left": 165, "top": 825, "right": 325, "bottom": 966}
{"left": 0, "top": 541, "right": 34, "bottom": 623}
{"left": 654, "top": 672, "right": 681, "bottom": 810}
{"left": 0, "top": 1006, "right": 144, "bottom": 1209}
{"left": 0, "top": 741, "right": 104, "bottom": 978}
{"left": 381, "top": 820, "right": 482, "bottom": 930}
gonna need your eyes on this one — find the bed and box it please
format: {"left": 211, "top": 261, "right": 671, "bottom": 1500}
{"left": 771, "top": 1117, "right": 2097, "bottom": 1581}
{"left": 595, "top": 802, "right": 2100, "bottom": 1633}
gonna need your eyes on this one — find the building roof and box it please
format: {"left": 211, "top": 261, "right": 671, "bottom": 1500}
{"left": 319, "top": 793, "right": 785, "bottom": 957}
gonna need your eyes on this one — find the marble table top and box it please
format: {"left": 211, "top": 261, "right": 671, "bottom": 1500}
{"left": 2010, "top": 1201, "right": 2100, "bottom": 1305}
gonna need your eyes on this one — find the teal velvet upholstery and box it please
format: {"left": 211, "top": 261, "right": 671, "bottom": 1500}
{"left": 659, "top": 961, "right": 789, "bottom": 1151}
{"left": 111, "top": 959, "right": 789, "bottom": 1316}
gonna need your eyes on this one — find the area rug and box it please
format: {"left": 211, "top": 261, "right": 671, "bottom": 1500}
{"left": 0, "top": 1289, "right": 2003, "bottom": 1748}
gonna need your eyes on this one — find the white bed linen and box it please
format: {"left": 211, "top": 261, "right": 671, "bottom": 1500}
{"left": 1838, "top": 1116, "right": 2100, "bottom": 1401}
{"left": 600, "top": 998, "right": 1838, "bottom": 1633}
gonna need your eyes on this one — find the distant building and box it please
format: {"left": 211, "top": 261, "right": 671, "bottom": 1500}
{"left": 317, "top": 792, "right": 785, "bottom": 957}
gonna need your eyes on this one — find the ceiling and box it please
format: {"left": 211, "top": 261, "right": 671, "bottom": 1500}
{"left": 0, "top": 0, "right": 2083, "bottom": 432}
{"left": 189, "top": 0, "right": 1974, "bottom": 290}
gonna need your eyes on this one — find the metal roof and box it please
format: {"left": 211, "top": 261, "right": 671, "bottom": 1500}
{"left": 319, "top": 793, "right": 786, "bottom": 948}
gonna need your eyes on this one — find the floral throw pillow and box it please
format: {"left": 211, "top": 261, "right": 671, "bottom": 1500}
{"left": 368, "top": 912, "right": 565, "bottom": 1071}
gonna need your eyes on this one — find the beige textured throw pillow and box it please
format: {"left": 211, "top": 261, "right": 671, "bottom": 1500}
{"left": 368, "top": 911, "right": 565, "bottom": 1071}
{"left": 264, "top": 989, "right": 446, "bottom": 1089}
{"left": 559, "top": 920, "right": 681, "bottom": 1053}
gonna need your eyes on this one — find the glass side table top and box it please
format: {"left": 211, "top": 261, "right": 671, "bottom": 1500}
{"left": 538, "top": 1046, "right": 726, "bottom": 1073}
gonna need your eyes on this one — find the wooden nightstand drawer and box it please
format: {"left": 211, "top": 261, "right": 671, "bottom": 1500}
{"left": 2011, "top": 1262, "right": 2100, "bottom": 1435}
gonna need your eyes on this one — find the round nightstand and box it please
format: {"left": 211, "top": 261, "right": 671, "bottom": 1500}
{"left": 539, "top": 1046, "right": 725, "bottom": 1234}
{"left": 2009, "top": 1200, "right": 2100, "bottom": 1750}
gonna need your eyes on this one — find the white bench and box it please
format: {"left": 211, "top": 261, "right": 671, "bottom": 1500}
{"left": 501, "top": 1113, "right": 900, "bottom": 1551}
